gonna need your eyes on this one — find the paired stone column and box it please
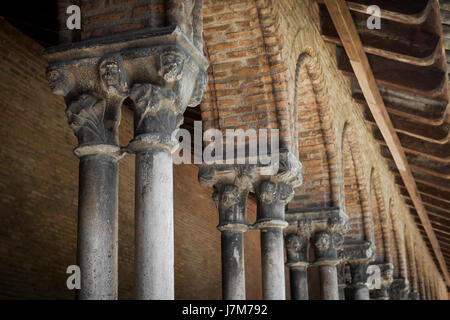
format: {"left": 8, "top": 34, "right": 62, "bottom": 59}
{"left": 285, "top": 207, "right": 348, "bottom": 300}
{"left": 45, "top": 25, "right": 208, "bottom": 300}
{"left": 254, "top": 181, "right": 291, "bottom": 300}
{"left": 343, "top": 240, "right": 375, "bottom": 300}
{"left": 199, "top": 165, "right": 255, "bottom": 300}
{"left": 369, "top": 263, "right": 393, "bottom": 300}
{"left": 285, "top": 221, "right": 311, "bottom": 300}
{"left": 199, "top": 150, "right": 302, "bottom": 300}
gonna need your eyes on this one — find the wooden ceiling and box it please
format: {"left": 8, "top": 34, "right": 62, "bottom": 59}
{"left": 319, "top": 0, "right": 449, "bottom": 281}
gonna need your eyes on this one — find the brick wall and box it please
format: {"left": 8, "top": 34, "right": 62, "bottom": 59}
{"left": 0, "top": 18, "right": 263, "bottom": 300}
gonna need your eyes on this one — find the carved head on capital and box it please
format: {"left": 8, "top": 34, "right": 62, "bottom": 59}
{"left": 286, "top": 233, "right": 307, "bottom": 263}
{"left": 46, "top": 65, "right": 75, "bottom": 97}
{"left": 99, "top": 55, "right": 129, "bottom": 96}
{"left": 314, "top": 232, "right": 331, "bottom": 253}
{"left": 159, "top": 50, "right": 185, "bottom": 82}
{"left": 258, "top": 181, "right": 278, "bottom": 205}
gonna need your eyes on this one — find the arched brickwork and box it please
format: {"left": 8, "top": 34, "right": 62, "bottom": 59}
{"left": 369, "top": 168, "right": 391, "bottom": 263}
{"left": 288, "top": 53, "right": 340, "bottom": 210}
{"left": 416, "top": 243, "right": 427, "bottom": 298}
{"left": 200, "top": 0, "right": 295, "bottom": 151}
{"left": 342, "top": 123, "right": 373, "bottom": 242}
{"left": 388, "top": 199, "right": 400, "bottom": 278}
{"left": 405, "top": 229, "right": 418, "bottom": 293}
{"left": 389, "top": 200, "right": 408, "bottom": 280}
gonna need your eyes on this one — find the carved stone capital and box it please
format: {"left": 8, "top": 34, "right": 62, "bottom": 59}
{"left": 285, "top": 232, "right": 309, "bottom": 267}
{"left": 340, "top": 241, "right": 375, "bottom": 287}
{"left": 199, "top": 165, "right": 255, "bottom": 233}
{"left": 213, "top": 183, "right": 249, "bottom": 232}
{"left": 44, "top": 26, "right": 209, "bottom": 155}
{"left": 313, "top": 231, "right": 341, "bottom": 265}
{"left": 389, "top": 278, "right": 410, "bottom": 300}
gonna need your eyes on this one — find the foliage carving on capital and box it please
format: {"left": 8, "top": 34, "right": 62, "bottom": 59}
{"left": 213, "top": 184, "right": 248, "bottom": 228}
{"left": 130, "top": 83, "right": 177, "bottom": 136}
{"left": 66, "top": 94, "right": 107, "bottom": 145}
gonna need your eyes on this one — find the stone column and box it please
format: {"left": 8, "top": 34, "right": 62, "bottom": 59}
{"left": 46, "top": 55, "right": 129, "bottom": 299}
{"left": 255, "top": 181, "right": 294, "bottom": 300}
{"left": 313, "top": 231, "right": 342, "bottom": 300}
{"left": 129, "top": 50, "right": 207, "bottom": 299}
{"left": 199, "top": 165, "right": 255, "bottom": 300}
{"left": 343, "top": 241, "right": 375, "bottom": 300}
{"left": 285, "top": 221, "right": 311, "bottom": 300}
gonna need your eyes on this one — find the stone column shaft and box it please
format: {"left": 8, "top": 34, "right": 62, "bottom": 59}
{"left": 289, "top": 267, "right": 309, "bottom": 300}
{"left": 260, "top": 228, "right": 286, "bottom": 300}
{"left": 256, "top": 181, "right": 292, "bottom": 300}
{"left": 221, "top": 231, "right": 246, "bottom": 300}
{"left": 134, "top": 148, "right": 174, "bottom": 300}
{"left": 77, "top": 153, "right": 119, "bottom": 300}
{"left": 314, "top": 231, "right": 343, "bottom": 300}
{"left": 319, "top": 264, "right": 340, "bottom": 300}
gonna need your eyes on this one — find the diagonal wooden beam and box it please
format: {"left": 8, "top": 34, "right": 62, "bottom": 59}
{"left": 323, "top": 0, "right": 450, "bottom": 287}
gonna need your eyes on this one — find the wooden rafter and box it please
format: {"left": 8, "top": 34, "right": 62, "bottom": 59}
{"left": 323, "top": 0, "right": 450, "bottom": 287}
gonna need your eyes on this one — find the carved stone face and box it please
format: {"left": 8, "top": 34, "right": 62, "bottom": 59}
{"left": 315, "top": 233, "right": 330, "bottom": 252}
{"left": 220, "top": 185, "right": 239, "bottom": 210}
{"left": 259, "top": 181, "right": 277, "bottom": 205}
{"left": 99, "top": 56, "right": 128, "bottom": 96}
{"left": 46, "top": 66, "right": 74, "bottom": 96}
{"left": 286, "top": 234, "right": 302, "bottom": 261}
{"left": 159, "top": 51, "right": 185, "bottom": 82}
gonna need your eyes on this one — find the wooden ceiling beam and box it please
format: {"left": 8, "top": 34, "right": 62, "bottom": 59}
{"left": 323, "top": 0, "right": 450, "bottom": 287}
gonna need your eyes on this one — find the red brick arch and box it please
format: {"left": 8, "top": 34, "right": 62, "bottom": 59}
{"left": 369, "top": 168, "right": 392, "bottom": 263}
{"left": 341, "top": 123, "right": 373, "bottom": 242}
{"left": 288, "top": 52, "right": 340, "bottom": 210}
{"left": 200, "top": 0, "right": 295, "bottom": 150}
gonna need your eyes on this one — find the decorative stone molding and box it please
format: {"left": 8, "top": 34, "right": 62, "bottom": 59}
{"left": 390, "top": 278, "right": 410, "bottom": 300}
{"left": 285, "top": 207, "right": 349, "bottom": 234}
{"left": 369, "top": 262, "right": 393, "bottom": 300}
